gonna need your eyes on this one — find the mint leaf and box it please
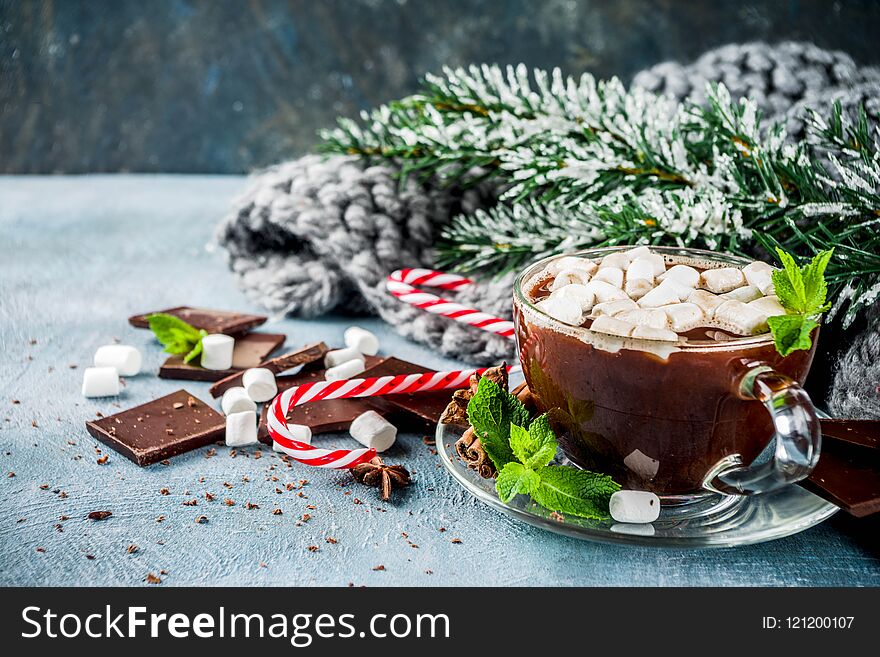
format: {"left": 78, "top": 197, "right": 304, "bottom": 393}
{"left": 531, "top": 465, "right": 621, "bottom": 519}
{"left": 508, "top": 424, "right": 534, "bottom": 465}
{"left": 147, "top": 313, "right": 203, "bottom": 356}
{"left": 183, "top": 339, "right": 204, "bottom": 364}
{"left": 466, "top": 378, "right": 518, "bottom": 469}
{"left": 525, "top": 414, "right": 557, "bottom": 469}
{"left": 767, "top": 314, "right": 818, "bottom": 357}
{"left": 496, "top": 462, "right": 540, "bottom": 503}
{"left": 802, "top": 248, "right": 834, "bottom": 314}
{"left": 774, "top": 247, "right": 806, "bottom": 311}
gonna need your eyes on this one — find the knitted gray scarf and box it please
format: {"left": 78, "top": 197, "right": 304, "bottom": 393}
{"left": 217, "top": 42, "right": 880, "bottom": 419}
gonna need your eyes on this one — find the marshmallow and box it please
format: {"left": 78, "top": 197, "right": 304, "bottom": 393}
{"left": 272, "top": 424, "right": 312, "bottom": 450}
{"left": 638, "top": 282, "right": 683, "bottom": 308}
{"left": 721, "top": 285, "right": 762, "bottom": 303}
{"left": 591, "top": 298, "right": 638, "bottom": 317}
{"left": 622, "top": 245, "right": 652, "bottom": 262}
{"left": 743, "top": 261, "right": 776, "bottom": 295}
{"left": 201, "top": 334, "right": 234, "bottom": 370}
{"left": 81, "top": 366, "right": 120, "bottom": 398}
{"left": 536, "top": 297, "right": 585, "bottom": 326}
{"left": 609, "top": 490, "right": 661, "bottom": 524}
{"left": 748, "top": 295, "right": 786, "bottom": 318}
{"left": 549, "top": 284, "right": 595, "bottom": 314}
{"left": 623, "top": 449, "right": 660, "bottom": 479}
{"left": 225, "top": 410, "right": 258, "bottom": 447}
{"left": 590, "top": 315, "right": 635, "bottom": 338}
{"left": 93, "top": 345, "right": 142, "bottom": 376}
{"left": 658, "top": 264, "right": 700, "bottom": 288}
{"left": 687, "top": 289, "right": 725, "bottom": 318}
{"left": 221, "top": 386, "right": 258, "bottom": 415}
{"left": 325, "top": 358, "right": 366, "bottom": 381}
{"left": 599, "top": 252, "right": 630, "bottom": 270}
{"left": 631, "top": 325, "right": 679, "bottom": 342}
{"left": 242, "top": 367, "right": 278, "bottom": 402}
{"left": 661, "top": 302, "right": 705, "bottom": 332}
{"left": 641, "top": 253, "right": 667, "bottom": 277}
{"left": 713, "top": 300, "right": 769, "bottom": 335}
{"left": 584, "top": 280, "right": 628, "bottom": 302}
{"left": 699, "top": 267, "right": 746, "bottom": 294}
{"left": 549, "top": 267, "right": 593, "bottom": 290}
{"left": 625, "top": 258, "right": 655, "bottom": 284}
{"left": 547, "top": 256, "right": 598, "bottom": 276}
{"left": 349, "top": 411, "right": 397, "bottom": 452}
{"left": 344, "top": 326, "right": 380, "bottom": 356}
{"left": 615, "top": 308, "right": 669, "bottom": 329}
{"left": 324, "top": 347, "right": 366, "bottom": 368}
{"left": 624, "top": 278, "right": 654, "bottom": 300}
{"left": 593, "top": 266, "right": 624, "bottom": 289}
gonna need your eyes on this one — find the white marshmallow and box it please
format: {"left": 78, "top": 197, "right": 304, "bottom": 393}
{"left": 344, "top": 326, "right": 379, "bottom": 356}
{"left": 687, "top": 289, "right": 725, "bottom": 318}
{"left": 615, "top": 308, "right": 669, "bottom": 329}
{"left": 593, "top": 267, "right": 624, "bottom": 289}
{"left": 623, "top": 449, "right": 660, "bottom": 479}
{"left": 662, "top": 278, "right": 695, "bottom": 301}
{"left": 631, "top": 325, "right": 679, "bottom": 342}
{"left": 661, "top": 302, "right": 705, "bottom": 332}
{"left": 201, "top": 334, "right": 234, "bottom": 370}
{"left": 584, "top": 280, "right": 628, "bottom": 303}
{"left": 622, "top": 245, "right": 652, "bottom": 262}
{"left": 536, "top": 297, "right": 585, "bottom": 326}
{"left": 549, "top": 267, "right": 593, "bottom": 291}
{"left": 590, "top": 315, "right": 635, "bottom": 338}
{"left": 721, "top": 285, "right": 762, "bottom": 303}
{"left": 713, "top": 300, "right": 769, "bottom": 335}
{"left": 225, "top": 410, "right": 258, "bottom": 447}
{"left": 625, "top": 258, "right": 655, "bottom": 284}
{"left": 221, "top": 386, "right": 257, "bottom": 415}
{"left": 549, "top": 284, "right": 596, "bottom": 312}
{"left": 743, "top": 261, "right": 776, "bottom": 295}
{"left": 591, "top": 298, "right": 638, "bottom": 317}
{"left": 93, "top": 345, "right": 142, "bottom": 376}
{"left": 547, "top": 256, "right": 598, "bottom": 276}
{"left": 641, "top": 253, "right": 667, "bottom": 277}
{"left": 81, "top": 366, "right": 120, "bottom": 398}
{"left": 699, "top": 267, "right": 746, "bottom": 294}
{"left": 325, "top": 358, "right": 366, "bottom": 381}
{"left": 272, "top": 424, "right": 312, "bottom": 450}
{"left": 324, "top": 346, "right": 366, "bottom": 368}
{"left": 242, "top": 367, "right": 278, "bottom": 402}
{"left": 658, "top": 264, "right": 700, "bottom": 288}
{"left": 624, "top": 277, "right": 654, "bottom": 300}
{"left": 349, "top": 410, "right": 397, "bottom": 452}
{"left": 599, "top": 252, "right": 630, "bottom": 270}
{"left": 638, "top": 282, "right": 682, "bottom": 308}
{"left": 748, "top": 295, "right": 786, "bottom": 317}
{"left": 609, "top": 490, "right": 661, "bottom": 524}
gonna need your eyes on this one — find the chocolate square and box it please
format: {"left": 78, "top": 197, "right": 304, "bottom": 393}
{"left": 802, "top": 435, "right": 880, "bottom": 517}
{"left": 85, "top": 390, "right": 225, "bottom": 466}
{"left": 158, "top": 332, "right": 285, "bottom": 382}
{"left": 128, "top": 306, "right": 267, "bottom": 335}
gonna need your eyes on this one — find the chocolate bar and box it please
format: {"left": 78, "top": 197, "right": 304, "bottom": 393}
{"left": 257, "top": 356, "right": 388, "bottom": 443}
{"left": 85, "top": 390, "right": 225, "bottom": 466}
{"left": 802, "top": 437, "right": 880, "bottom": 517}
{"left": 209, "top": 342, "right": 329, "bottom": 397}
{"left": 128, "top": 306, "right": 267, "bottom": 335}
{"left": 368, "top": 357, "right": 460, "bottom": 429}
{"left": 820, "top": 419, "right": 880, "bottom": 450}
{"left": 158, "top": 332, "right": 285, "bottom": 382}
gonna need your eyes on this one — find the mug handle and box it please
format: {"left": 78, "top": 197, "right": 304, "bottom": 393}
{"left": 705, "top": 361, "right": 822, "bottom": 496}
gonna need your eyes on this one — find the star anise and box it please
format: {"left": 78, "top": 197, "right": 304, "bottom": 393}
{"left": 351, "top": 457, "right": 411, "bottom": 501}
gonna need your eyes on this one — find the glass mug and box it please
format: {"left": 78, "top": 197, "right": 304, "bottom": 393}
{"left": 513, "top": 246, "right": 822, "bottom": 501}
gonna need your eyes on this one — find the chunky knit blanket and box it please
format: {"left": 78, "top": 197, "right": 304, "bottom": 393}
{"left": 217, "top": 42, "right": 880, "bottom": 419}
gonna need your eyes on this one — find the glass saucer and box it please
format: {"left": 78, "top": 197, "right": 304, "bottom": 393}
{"left": 436, "top": 422, "right": 838, "bottom": 549}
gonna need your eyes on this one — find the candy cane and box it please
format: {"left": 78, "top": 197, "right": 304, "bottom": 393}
{"left": 386, "top": 268, "right": 515, "bottom": 339}
{"left": 268, "top": 366, "right": 512, "bottom": 468}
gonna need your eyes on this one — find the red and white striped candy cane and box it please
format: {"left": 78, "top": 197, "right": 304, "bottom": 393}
{"left": 268, "top": 366, "right": 512, "bottom": 469}
{"left": 386, "top": 268, "right": 515, "bottom": 339}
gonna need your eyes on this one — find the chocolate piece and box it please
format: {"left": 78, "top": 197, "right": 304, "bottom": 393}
{"left": 85, "top": 390, "right": 224, "bottom": 466}
{"left": 129, "top": 306, "right": 267, "bottom": 335}
{"left": 158, "top": 333, "right": 285, "bottom": 382}
{"left": 820, "top": 419, "right": 880, "bottom": 450}
{"left": 209, "top": 342, "right": 329, "bottom": 397}
{"left": 367, "top": 357, "right": 458, "bottom": 429}
{"left": 801, "top": 438, "right": 880, "bottom": 517}
{"left": 257, "top": 356, "right": 388, "bottom": 443}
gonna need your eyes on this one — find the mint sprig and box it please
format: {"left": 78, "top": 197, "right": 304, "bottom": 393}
{"left": 767, "top": 247, "right": 833, "bottom": 357}
{"left": 146, "top": 313, "right": 208, "bottom": 364}
{"left": 467, "top": 378, "right": 620, "bottom": 519}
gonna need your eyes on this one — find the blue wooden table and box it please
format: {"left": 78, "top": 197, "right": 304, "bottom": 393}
{"left": 1, "top": 175, "right": 878, "bottom": 587}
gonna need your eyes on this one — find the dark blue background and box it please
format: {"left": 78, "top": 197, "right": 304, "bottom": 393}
{"left": 3, "top": 0, "right": 880, "bottom": 173}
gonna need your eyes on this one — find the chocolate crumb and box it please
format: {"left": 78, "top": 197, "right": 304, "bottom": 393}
{"left": 87, "top": 511, "right": 112, "bottom": 521}
{"left": 224, "top": 498, "right": 235, "bottom": 506}
{"left": 7, "top": 472, "right": 14, "bottom": 478}
{"left": 451, "top": 538, "right": 462, "bottom": 544}
{"left": 549, "top": 511, "right": 564, "bottom": 522}
{"left": 272, "top": 508, "right": 282, "bottom": 515}
{"left": 96, "top": 455, "right": 109, "bottom": 465}
{"left": 127, "top": 545, "right": 138, "bottom": 554}
{"left": 156, "top": 515, "right": 166, "bottom": 522}
{"left": 205, "top": 492, "right": 215, "bottom": 501}
{"left": 12, "top": 400, "right": 20, "bottom": 405}
{"left": 372, "top": 564, "right": 385, "bottom": 571}
{"left": 245, "top": 502, "right": 259, "bottom": 510}
{"left": 182, "top": 499, "right": 198, "bottom": 506}
{"left": 86, "top": 554, "right": 95, "bottom": 560}
{"left": 145, "top": 573, "right": 162, "bottom": 584}
{"left": 195, "top": 515, "right": 208, "bottom": 524}
{"left": 325, "top": 537, "right": 338, "bottom": 544}
{"left": 36, "top": 547, "right": 46, "bottom": 553}
{"left": 307, "top": 545, "right": 319, "bottom": 552}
